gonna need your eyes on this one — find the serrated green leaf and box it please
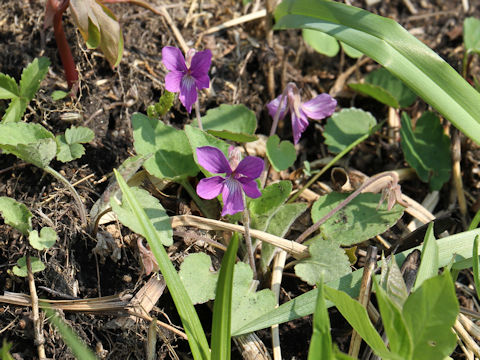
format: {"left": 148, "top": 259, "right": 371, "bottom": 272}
{"left": 51, "top": 90, "right": 69, "bottom": 101}
{"left": 29, "top": 227, "right": 58, "bottom": 250}
{"left": 365, "top": 68, "right": 417, "bottom": 108}
{"left": 303, "top": 29, "right": 340, "bottom": 57}
{"left": 13, "top": 138, "right": 57, "bottom": 168}
{"left": 111, "top": 186, "right": 173, "bottom": 246}
{"left": 0, "top": 121, "right": 55, "bottom": 146}
{"left": 179, "top": 253, "right": 276, "bottom": 333}
{"left": 464, "top": 17, "right": 480, "bottom": 55}
{"left": 295, "top": 236, "right": 351, "bottom": 285}
{"left": 194, "top": 104, "right": 257, "bottom": 135}
{"left": 56, "top": 126, "right": 94, "bottom": 163}
{"left": 266, "top": 135, "right": 296, "bottom": 171}
{"left": 349, "top": 82, "right": 399, "bottom": 108}
{"left": 324, "top": 108, "right": 376, "bottom": 154}
{"left": 403, "top": 271, "right": 458, "bottom": 360}
{"left": 374, "top": 279, "right": 413, "bottom": 359}
{"left": 0, "top": 196, "right": 32, "bottom": 235}
{"left": 132, "top": 113, "right": 199, "bottom": 181}
{"left": 0, "top": 73, "right": 19, "bottom": 99}
{"left": 56, "top": 136, "right": 85, "bottom": 163}
{"left": 308, "top": 280, "right": 334, "bottom": 360}
{"left": 400, "top": 112, "right": 451, "bottom": 190}
{"left": 65, "top": 126, "right": 94, "bottom": 144}
{"left": 2, "top": 97, "right": 28, "bottom": 123}
{"left": 311, "top": 192, "right": 403, "bottom": 246}
{"left": 19, "top": 57, "right": 50, "bottom": 100}
{"left": 12, "top": 256, "right": 45, "bottom": 277}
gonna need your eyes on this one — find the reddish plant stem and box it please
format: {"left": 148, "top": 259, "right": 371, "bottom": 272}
{"left": 53, "top": 0, "right": 78, "bottom": 90}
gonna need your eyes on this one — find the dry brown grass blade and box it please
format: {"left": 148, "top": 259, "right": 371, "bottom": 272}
{"left": 171, "top": 215, "right": 309, "bottom": 259}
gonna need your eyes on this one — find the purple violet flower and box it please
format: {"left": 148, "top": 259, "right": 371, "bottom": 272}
{"left": 196, "top": 146, "right": 264, "bottom": 216}
{"left": 162, "top": 46, "right": 212, "bottom": 113}
{"left": 267, "top": 82, "right": 337, "bottom": 145}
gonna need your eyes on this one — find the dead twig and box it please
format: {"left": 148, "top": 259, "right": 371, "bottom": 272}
{"left": 27, "top": 255, "right": 46, "bottom": 360}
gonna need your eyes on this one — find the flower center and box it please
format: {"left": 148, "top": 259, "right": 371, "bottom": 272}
{"left": 182, "top": 74, "right": 195, "bottom": 90}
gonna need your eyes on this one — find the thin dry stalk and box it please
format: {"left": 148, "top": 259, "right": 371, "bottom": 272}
{"left": 270, "top": 250, "right": 287, "bottom": 360}
{"left": 243, "top": 206, "right": 257, "bottom": 279}
{"left": 459, "top": 313, "right": 480, "bottom": 341}
{"left": 27, "top": 255, "right": 46, "bottom": 360}
{"left": 200, "top": 10, "right": 266, "bottom": 36}
{"left": 348, "top": 246, "right": 377, "bottom": 358}
{"left": 171, "top": 215, "right": 309, "bottom": 259}
{"left": 454, "top": 318, "right": 480, "bottom": 358}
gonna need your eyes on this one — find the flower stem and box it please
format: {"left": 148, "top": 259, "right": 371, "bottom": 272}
{"left": 194, "top": 99, "right": 203, "bottom": 131}
{"left": 44, "top": 166, "right": 87, "bottom": 228}
{"left": 179, "top": 179, "right": 214, "bottom": 219}
{"left": 295, "top": 172, "right": 399, "bottom": 244}
{"left": 288, "top": 131, "right": 371, "bottom": 204}
{"left": 242, "top": 194, "right": 257, "bottom": 279}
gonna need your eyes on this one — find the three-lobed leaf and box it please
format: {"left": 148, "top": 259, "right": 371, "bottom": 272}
{"left": 56, "top": 126, "right": 94, "bottom": 162}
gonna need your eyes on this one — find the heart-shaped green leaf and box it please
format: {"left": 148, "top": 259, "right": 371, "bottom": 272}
{"left": 266, "top": 135, "right": 296, "bottom": 171}
{"left": 324, "top": 108, "right": 376, "bottom": 154}
{"left": 29, "top": 227, "right": 58, "bottom": 250}
{"left": 0, "top": 196, "right": 32, "bottom": 235}
{"left": 12, "top": 256, "right": 45, "bottom": 277}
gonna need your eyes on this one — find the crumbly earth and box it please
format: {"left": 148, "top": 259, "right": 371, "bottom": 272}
{"left": 0, "top": 0, "right": 479, "bottom": 359}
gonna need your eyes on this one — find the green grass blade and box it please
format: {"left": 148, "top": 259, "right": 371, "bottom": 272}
{"left": 274, "top": 0, "right": 480, "bottom": 144}
{"left": 473, "top": 236, "right": 480, "bottom": 301}
{"left": 233, "top": 228, "right": 480, "bottom": 335}
{"left": 114, "top": 170, "right": 210, "bottom": 360}
{"left": 44, "top": 307, "right": 97, "bottom": 360}
{"left": 413, "top": 222, "right": 439, "bottom": 291}
{"left": 307, "top": 280, "right": 333, "bottom": 360}
{"left": 211, "top": 233, "right": 239, "bottom": 360}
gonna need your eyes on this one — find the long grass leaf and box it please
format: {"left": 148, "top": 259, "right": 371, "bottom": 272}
{"left": 114, "top": 170, "right": 210, "bottom": 360}
{"left": 211, "top": 233, "right": 239, "bottom": 360}
{"left": 274, "top": 0, "right": 480, "bottom": 144}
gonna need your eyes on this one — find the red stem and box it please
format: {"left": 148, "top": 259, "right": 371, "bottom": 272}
{"left": 53, "top": 0, "right": 78, "bottom": 90}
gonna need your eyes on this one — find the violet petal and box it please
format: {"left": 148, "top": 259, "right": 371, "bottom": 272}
{"left": 221, "top": 178, "right": 244, "bottom": 215}
{"left": 196, "top": 176, "right": 225, "bottom": 199}
{"left": 190, "top": 49, "right": 212, "bottom": 78}
{"left": 162, "top": 47, "right": 188, "bottom": 73}
{"left": 301, "top": 94, "right": 337, "bottom": 120}
{"left": 235, "top": 156, "right": 264, "bottom": 179}
{"left": 179, "top": 75, "right": 198, "bottom": 113}
{"left": 291, "top": 110, "right": 310, "bottom": 145}
{"left": 196, "top": 146, "right": 232, "bottom": 174}
{"left": 267, "top": 95, "right": 288, "bottom": 120}
{"left": 193, "top": 73, "right": 210, "bottom": 91}
{"left": 165, "top": 71, "right": 183, "bottom": 93}
{"left": 238, "top": 178, "right": 262, "bottom": 198}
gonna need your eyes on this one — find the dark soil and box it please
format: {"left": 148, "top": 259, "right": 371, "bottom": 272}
{"left": 1, "top": 0, "right": 480, "bottom": 359}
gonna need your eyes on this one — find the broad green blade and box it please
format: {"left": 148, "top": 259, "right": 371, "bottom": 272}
{"left": 233, "top": 227, "right": 480, "bottom": 335}
{"left": 211, "top": 233, "right": 239, "bottom": 360}
{"left": 114, "top": 170, "right": 210, "bottom": 360}
{"left": 308, "top": 280, "right": 333, "bottom": 360}
{"left": 274, "top": 0, "right": 480, "bottom": 144}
